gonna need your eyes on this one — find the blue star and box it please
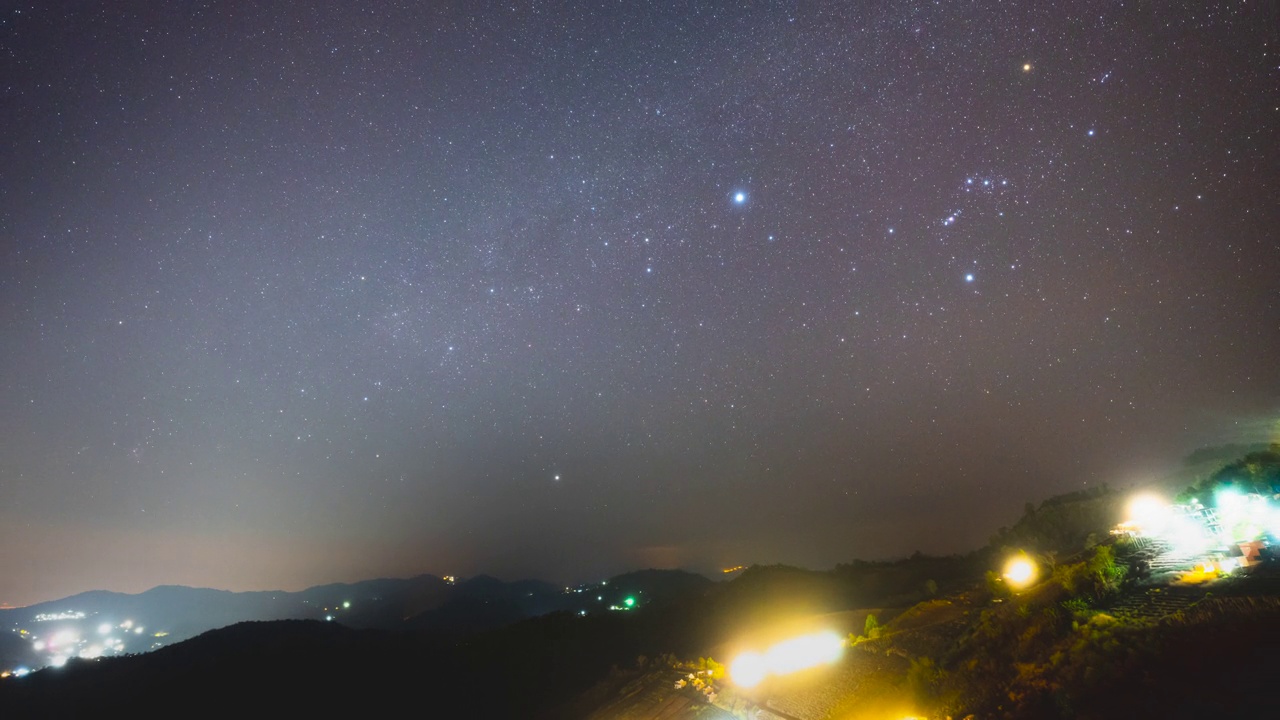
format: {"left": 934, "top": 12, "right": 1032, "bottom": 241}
{"left": 965, "top": 274, "right": 975, "bottom": 282}
{"left": 733, "top": 191, "right": 747, "bottom": 205}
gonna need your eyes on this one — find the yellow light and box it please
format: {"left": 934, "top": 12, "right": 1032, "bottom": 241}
{"left": 729, "top": 631, "right": 844, "bottom": 687}
{"left": 765, "top": 631, "right": 843, "bottom": 674}
{"left": 1022, "top": 63, "right": 1032, "bottom": 72}
{"left": 1003, "top": 556, "right": 1037, "bottom": 589}
{"left": 729, "top": 652, "right": 767, "bottom": 688}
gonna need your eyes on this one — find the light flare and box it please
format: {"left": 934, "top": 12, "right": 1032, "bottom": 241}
{"left": 729, "top": 631, "right": 844, "bottom": 688}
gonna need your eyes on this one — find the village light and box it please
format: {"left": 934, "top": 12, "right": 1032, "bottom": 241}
{"left": 729, "top": 651, "right": 768, "bottom": 688}
{"left": 1003, "top": 556, "right": 1037, "bottom": 589}
{"left": 1126, "top": 494, "right": 1172, "bottom": 535}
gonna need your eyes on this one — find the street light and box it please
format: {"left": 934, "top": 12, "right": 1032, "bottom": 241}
{"left": 1003, "top": 555, "right": 1037, "bottom": 590}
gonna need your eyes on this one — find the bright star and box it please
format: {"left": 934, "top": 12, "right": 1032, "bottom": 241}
{"left": 733, "top": 192, "right": 746, "bottom": 204}
{"left": 965, "top": 274, "right": 975, "bottom": 282}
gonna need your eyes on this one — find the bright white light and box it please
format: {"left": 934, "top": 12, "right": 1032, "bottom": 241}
{"left": 730, "top": 651, "right": 768, "bottom": 688}
{"left": 733, "top": 192, "right": 746, "bottom": 204}
{"left": 1127, "top": 494, "right": 1171, "bottom": 536}
{"left": 50, "top": 656, "right": 68, "bottom": 668}
{"left": 1166, "top": 513, "right": 1213, "bottom": 555}
{"left": 32, "top": 640, "right": 45, "bottom": 652}
{"left": 98, "top": 623, "right": 112, "bottom": 635}
{"left": 48, "top": 630, "right": 79, "bottom": 649}
{"left": 1212, "top": 488, "right": 1273, "bottom": 545}
{"left": 1216, "top": 487, "right": 1244, "bottom": 510}
{"left": 965, "top": 274, "right": 974, "bottom": 282}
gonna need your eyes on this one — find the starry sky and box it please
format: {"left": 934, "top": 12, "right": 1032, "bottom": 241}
{"left": 1, "top": 1, "right": 1277, "bottom": 606}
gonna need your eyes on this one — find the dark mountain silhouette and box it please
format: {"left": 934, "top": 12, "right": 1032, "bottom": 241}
{"left": 605, "top": 569, "right": 714, "bottom": 605}
{"left": 0, "top": 607, "right": 705, "bottom": 718}
{"left": 0, "top": 570, "right": 714, "bottom": 673}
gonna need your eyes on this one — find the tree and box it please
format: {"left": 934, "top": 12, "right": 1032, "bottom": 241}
{"left": 864, "top": 613, "right": 882, "bottom": 639}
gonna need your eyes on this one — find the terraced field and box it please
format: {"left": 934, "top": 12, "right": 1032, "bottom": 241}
{"left": 1107, "top": 585, "right": 1207, "bottom": 621}
{"left": 578, "top": 669, "right": 736, "bottom": 720}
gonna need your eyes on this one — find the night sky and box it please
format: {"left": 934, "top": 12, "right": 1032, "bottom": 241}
{"left": 1, "top": 1, "right": 1276, "bottom": 607}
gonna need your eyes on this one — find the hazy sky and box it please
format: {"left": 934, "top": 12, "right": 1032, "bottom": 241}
{"left": 1, "top": 1, "right": 1276, "bottom": 606}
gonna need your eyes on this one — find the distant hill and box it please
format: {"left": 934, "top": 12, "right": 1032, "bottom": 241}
{"left": 0, "top": 621, "right": 452, "bottom": 716}
{"left": 0, "top": 573, "right": 557, "bottom": 671}
{"left": 604, "top": 569, "right": 714, "bottom": 606}
{"left": 0, "top": 608, "right": 710, "bottom": 718}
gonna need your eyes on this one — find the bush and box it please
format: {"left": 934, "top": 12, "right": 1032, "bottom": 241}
{"left": 907, "top": 655, "right": 943, "bottom": 703}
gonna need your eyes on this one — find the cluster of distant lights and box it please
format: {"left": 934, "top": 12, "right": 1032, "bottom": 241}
{"left": 5, "top": 616, "right": 167, "bottom": 676}
{"left": 323, "top": 600, "right": 352, "bottom": 622}
{"left": 33, "top": 611, "right": 86, "bottom": 622}
{"left": 560, "top": 581, "right": 644, "bottom": 615}
{"left": 729, "top": 631, "right": 844, "bottom": 689}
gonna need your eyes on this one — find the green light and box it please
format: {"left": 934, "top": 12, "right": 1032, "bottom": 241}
{"left": 624, "top": 596, "right": 635, "bottom": 608}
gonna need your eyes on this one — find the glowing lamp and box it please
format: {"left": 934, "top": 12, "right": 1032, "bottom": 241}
{"left": 765, "top": 631, "right": 843, "bottom": 674}
{"left": 729, "top": 631, "right": 844, "bottom": 688}
{"left": 1003, "top": 556, "right": 1037, "bottom": 589}
{"left": 1127, "top": 494, "right": 1171, "bottom": 536}
{"left": 729, "top": 651, "right": 767, "bottom": 688}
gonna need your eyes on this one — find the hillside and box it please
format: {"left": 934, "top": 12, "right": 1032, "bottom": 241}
{"left": 5, "top": 468, "right": 1280, "bottom": 718}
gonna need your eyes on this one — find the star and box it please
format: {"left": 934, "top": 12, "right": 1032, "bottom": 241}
{"left": 965, "top": 274, "right": 975, "bottom": 282}
{"left": 733, "top": 191, "right": 747, "bottom": 205}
